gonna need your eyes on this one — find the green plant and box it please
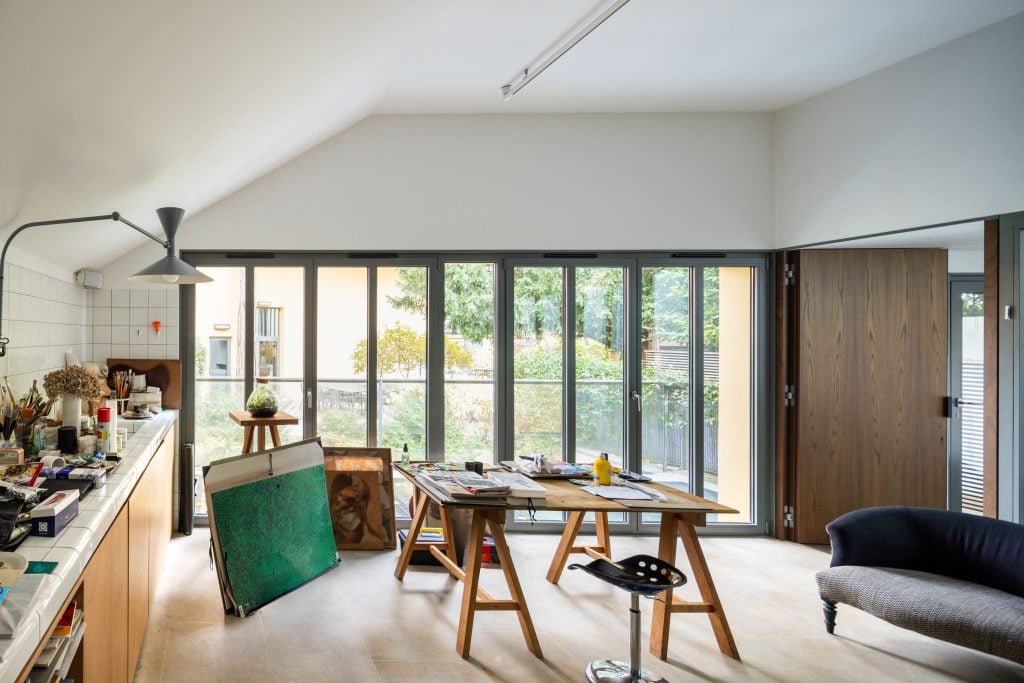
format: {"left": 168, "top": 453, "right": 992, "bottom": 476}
{"left": 195, "top": 339, "right": 208, "bottom": 376}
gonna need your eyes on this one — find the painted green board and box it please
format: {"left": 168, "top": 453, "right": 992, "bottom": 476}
{"left": 210, "top": 463, "right": 338, "bottom": 615}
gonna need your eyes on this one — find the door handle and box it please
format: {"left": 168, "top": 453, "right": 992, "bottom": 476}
{"left": 953, "top": 397, "right": 979, "bottom": 408}
{"left": 307, "top": 388, "right": 313, "bottom": 409}
{"left": 630, "top": 390, "right": 641, "bottom": 413}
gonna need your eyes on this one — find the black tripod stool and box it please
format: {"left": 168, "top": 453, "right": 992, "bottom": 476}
{"left": 569, "top": 554, "right": 687, "bottom": 683}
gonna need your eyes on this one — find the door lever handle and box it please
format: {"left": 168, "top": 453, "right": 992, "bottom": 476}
{"left": 953, "top": 397, "right": 979, "bottom": 408}
{"left": 307, "top": 388, "right": 313, "bottom": 409}
{"left": 630, "top": 390, "right": 641, "bottom": 413}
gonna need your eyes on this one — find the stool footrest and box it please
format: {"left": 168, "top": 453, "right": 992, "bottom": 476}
{"left": 658, "top": 594, "right": 715, "bottom": 613}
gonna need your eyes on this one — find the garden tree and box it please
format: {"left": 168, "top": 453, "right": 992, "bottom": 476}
{"left": 352, "top": 324, "right": 473, "bottom": 377}
{"left": 390, "top": 265, "right": 720, "bottom": 351}
{"left": 961, "top": 292, "right": 983, "bottom": 317}
{"left": 383, "top": 264, "right": 725, "bottom": 460}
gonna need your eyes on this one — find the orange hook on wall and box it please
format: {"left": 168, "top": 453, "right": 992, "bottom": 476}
{"left": 151, "top": 320, "right": 161, "bottom": 336}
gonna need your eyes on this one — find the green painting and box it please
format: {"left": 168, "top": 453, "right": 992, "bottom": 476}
{"left": 211, "top": 464, "right": 339, "bottom": 615}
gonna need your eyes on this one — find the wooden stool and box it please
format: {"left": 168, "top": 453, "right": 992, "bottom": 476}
{"left": 229, "top": 410, "right": 299, "bottom": 453}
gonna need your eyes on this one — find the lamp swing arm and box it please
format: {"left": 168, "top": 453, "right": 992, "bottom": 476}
{"left": 0, "top": 212, "right": 168, "bottom": 358}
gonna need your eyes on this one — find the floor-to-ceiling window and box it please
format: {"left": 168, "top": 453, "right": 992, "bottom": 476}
{"left": 183, "top": 253, "right": 768, "bottom": 531}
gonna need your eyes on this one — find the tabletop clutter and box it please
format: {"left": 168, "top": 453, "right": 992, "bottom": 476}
{"left": 0, "top": 362, "right": 163, "bottom": 562}
{"left": 407, "top": 452, "right": 661, "bottom": 507}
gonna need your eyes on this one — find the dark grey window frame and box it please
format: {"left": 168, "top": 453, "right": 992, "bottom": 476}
{"left": 180, "top": 250, "right": 772, "bottom": 535}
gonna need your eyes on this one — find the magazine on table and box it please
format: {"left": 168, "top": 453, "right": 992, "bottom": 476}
{"left": 414, "top": 470, "right": 509, "bottom": 504}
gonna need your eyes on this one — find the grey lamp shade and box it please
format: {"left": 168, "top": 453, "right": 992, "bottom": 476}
{"left": 127, "top": 206, "right": 213, "bottom": 284}
{"left": 128, "top": 254, "right": 212, "bottom": 284}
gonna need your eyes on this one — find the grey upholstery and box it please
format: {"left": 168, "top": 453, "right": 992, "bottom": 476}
{"left": 817, "top": 565, "right": 1024, "bottom": 664}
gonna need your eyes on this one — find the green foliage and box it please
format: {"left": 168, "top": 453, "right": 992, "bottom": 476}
{"left": 371, "top": 263, "right": 727, "bottom": 456}
{"left": 961, "top": 292, "right": 983, "bottom": 317}
{"left": 194, "top": 381, "right": 246, "bottom": 467}
{"left": 318, "top": 407, "right": 366, "bottom": 447}
{"left": 387, "top": 264, "right": 495, "bottom": 344}
{"left": 352, "top": 323, "right": 473, "bottom": 378}
{"left": 195, "top": 339, "right": 208, "bottom": 376}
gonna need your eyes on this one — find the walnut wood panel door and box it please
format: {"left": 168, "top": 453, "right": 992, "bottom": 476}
{"left": 780, "top": 249, "right": 948, "bottom": 544}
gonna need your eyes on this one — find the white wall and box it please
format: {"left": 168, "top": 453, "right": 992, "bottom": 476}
{"left": 101, "top": 113, "right": 775, "bottom": 284}
{"left": 774, "top": 13, "right": 1024, "bottom": 248}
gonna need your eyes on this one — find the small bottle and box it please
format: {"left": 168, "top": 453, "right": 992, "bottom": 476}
{"left": 593, "top": 452, "right": 612, "bottom": 486}
{"left": 401, "top": 443, "right": 410, "bottom": 467}
{"left": 96, "top": 407, "right": 113, "bottom": 455}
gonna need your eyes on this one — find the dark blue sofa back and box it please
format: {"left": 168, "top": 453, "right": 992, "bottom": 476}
{"left": 826, "top": 506, "right": 1024, "bottom": 598}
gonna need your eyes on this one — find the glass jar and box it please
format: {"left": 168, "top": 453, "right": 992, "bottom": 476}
{"left": 246, "top": 379, "right": 279, "bottom": 417}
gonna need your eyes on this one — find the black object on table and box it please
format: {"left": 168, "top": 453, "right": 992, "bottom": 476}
{"left": 569, "top": 554, "right": 687, "bottom": 683}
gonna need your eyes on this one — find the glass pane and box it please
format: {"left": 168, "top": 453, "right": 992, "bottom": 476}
{"left": 513, "top": 267, "right": 564, "bottom": 460}
{"left": 641, "top": 267, "right": 690, "bottom": 492}
{"left": 704, "top": 267, "right": 754, "bottom": 524}
{"left": 959, "top": 290, "right": 984, "bottom": 514}
{"left": 377, "top": 267, "right": 427, "bottom": 458}
{"left": 192, "top": 266, "right": 246, "bottom": 515}
{"left": 317, "top": 267, "right": 369, "bottom": 447}
{"left": 575, "top": 267, "right": 625, "bottom": 469}
{"left": 254, "top": 267, "right": 304, "bottom": 444}
{"left": 443, "top": 263, "right": 495, "bottom": 463}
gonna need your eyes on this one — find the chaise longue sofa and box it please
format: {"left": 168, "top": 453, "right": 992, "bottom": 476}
{"left": 815, "top": 506, "right": 1024, "bottom": 664}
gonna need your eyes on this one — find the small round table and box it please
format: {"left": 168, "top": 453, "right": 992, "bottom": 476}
{"left": 229, "top": 410, "right": 299, "bottom": 453}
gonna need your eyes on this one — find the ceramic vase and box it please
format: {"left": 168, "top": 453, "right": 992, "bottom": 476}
{"left": 62, "top": 393, "right": 82, "bottom": 435}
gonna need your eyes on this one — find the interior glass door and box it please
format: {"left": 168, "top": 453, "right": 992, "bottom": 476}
{"left": 949, "top": 277, "right": 984, "bottom": 514}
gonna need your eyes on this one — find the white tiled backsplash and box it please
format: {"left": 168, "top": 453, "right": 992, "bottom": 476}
{"left": 0, "top": 262, "right": 90, "bottom": 397}
{"left": 89, "top": 287, "right": 180, "bottom": 363}
{"left": 0, "top": 261, "right": 181, "bottom": 400}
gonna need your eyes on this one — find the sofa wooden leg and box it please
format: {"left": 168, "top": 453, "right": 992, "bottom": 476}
{"left": 823, "top": 601, "right": 837, "bottom": 634}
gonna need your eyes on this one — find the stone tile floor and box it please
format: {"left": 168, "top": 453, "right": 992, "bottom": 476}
{"left": 135, "top": 529, "right": 1024, "bottom": 682}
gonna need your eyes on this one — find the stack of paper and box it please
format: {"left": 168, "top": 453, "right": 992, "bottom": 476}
{"left": 486, "top": 471, "right": 548, "bottom": 504}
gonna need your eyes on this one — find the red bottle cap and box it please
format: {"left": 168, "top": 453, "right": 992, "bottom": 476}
{"left": 97, "top": 407, "right": 112, "bottom": 422}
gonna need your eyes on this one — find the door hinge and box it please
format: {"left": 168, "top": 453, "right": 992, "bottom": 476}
{"left": 783, "top": 264, "right": 796, "bottom": 285}
{"left": 784, "top": 384, "right": 796, "bottom": 407}
{"left": 783, "top": 505, "right": 794, "bottom": 528}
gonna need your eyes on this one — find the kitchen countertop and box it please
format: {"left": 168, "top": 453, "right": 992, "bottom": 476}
{"left": 0, "top": 410, "right": 177, "bottom": 678}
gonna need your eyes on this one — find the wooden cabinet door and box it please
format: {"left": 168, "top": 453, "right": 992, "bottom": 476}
{"left": 779, "top": 249, "right": 948, "bottom": 544}
{"left": 83, "top": 507, "right": 129, "bottom": 683}
{"left": 127, "top": 473, "right": 151, "bottom": 680}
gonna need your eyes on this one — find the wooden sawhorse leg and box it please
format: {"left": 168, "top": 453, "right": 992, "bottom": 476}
{"left": 650, "top": 512, "right": 740, "bottom": 661}
{"left": 545, "top": 510, "right": 613, "bottom": 584}
{"left": 427, "top": 509, "right": 541, "bottom": 659}
{"left": 394, "top": 492, "right": 459, "bottom": 580}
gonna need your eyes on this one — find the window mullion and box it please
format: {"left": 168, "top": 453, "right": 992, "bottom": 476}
{"left": 564, "top": 266, "right": 576, "bottom": 464}
{"left": 367, "top": 267, "right": 378, "bottom": 447}
{"left": 692, "top": 267, "right": 705, "bottom": 497}
{"left": 426, "top": 260, "right": 445, "bottom": 460}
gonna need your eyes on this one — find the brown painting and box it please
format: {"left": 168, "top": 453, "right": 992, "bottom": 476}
{"left": 323, "top": 447, "right": 396, "bottom": 550}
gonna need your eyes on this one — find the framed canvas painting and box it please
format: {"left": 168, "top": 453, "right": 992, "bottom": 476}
{"left": 322, "top": 447, "right": 397, "bottom": 550}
